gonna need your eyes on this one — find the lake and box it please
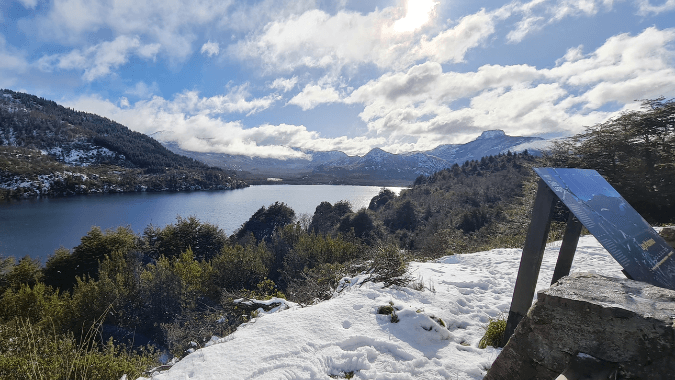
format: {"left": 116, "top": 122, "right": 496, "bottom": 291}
{"left": 0, "top": 185, "right": 406, "bottom": 262}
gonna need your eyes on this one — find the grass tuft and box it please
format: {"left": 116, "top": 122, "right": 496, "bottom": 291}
{"left": 478, "top": 314, "right": 506, "bottom": 349}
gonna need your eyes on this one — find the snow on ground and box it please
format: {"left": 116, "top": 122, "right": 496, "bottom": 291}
{"left": 140, "top": 235, "right": 624, "bottom": 380}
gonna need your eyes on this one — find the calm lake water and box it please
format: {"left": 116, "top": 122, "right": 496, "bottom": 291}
{"left": 0, "top": 185, "right": 405, "bottom": 262}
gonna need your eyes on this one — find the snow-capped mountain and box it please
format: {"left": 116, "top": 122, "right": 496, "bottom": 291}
{"left": 164, "top": 130, "right": 544, "bottom": 184}
{"left": 427, "top": 130, "right": 543, "bottom": 163}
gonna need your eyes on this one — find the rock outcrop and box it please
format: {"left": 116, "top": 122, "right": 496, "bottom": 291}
{"left": 485, "top": 273, "right": 675, "bottom": 380}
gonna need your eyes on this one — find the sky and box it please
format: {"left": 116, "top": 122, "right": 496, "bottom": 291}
{"left": 1, "top": 0, "right": 675, "bottom": 159}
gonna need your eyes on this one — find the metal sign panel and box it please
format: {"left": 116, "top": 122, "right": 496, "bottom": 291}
{"left": 534, "top": 167, "right": 675, "bottom": 290}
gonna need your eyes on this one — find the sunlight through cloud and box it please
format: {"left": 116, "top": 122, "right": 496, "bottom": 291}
{"left": 392, "top": 0, "right": 438, "bottom": 33}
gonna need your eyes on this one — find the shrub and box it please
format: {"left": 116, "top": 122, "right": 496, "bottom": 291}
{"left": 234, "top": 202, "right": 295, "bottom": 243}
{"left": 44, "top": 227, "right": 138, "bottom": 291}
{"left": 309, "top": 200, "right": 353, "bottom": 235}
{"left": 377, "top": 305, "right": 394, "bottom": 315}
{"left": 69, "top": 250, "right": 144, "bottom": 336}
{"left": 0, "top": 283, "right": 70, "bottom": 331}
{"left": 478, "top": 314, "right": 507, "bottom": 349}
{"left": 365, "top": 244, "right": 410, "bottom": 287}
{"left": 210, "top": 243, "right": 271, "bottom": 291}
{"left": 377, "top": 302, "right": 399, "bottom": 323}
{"left": 0, "top": 317, "right": 156, "bottom": 380}
{"left": 338, "top": 209, "right": 380, "bottom": 243}
{"left": 284, "top": 263, "right": 347, "bottom": 305}
{"left": 368, "top": 189, "right": 396, "bottom": 211}
{"left": 3, "top": 256, "right": 43, "bottom": 291}
{"left": 142, "top": 216, "right": 227, "bottom": 261}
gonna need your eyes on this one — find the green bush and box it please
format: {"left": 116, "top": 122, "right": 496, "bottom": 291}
{"left": 2, "top": 256, "right": 43, "bottom": 292}
{"left": 284, "top": 262, "right": 349, "bottom": 305}
{"left": 210, "top": 243, "right": 271, "bottom": 291}
{"left": 44, "top": 226, "right": 138, "bottom": 291}
{"left": 142, "top": 216, "right": 227, "bottom": 261}
{"left": 365, "top": 244, "right": 410, "bottom": 287}
{"left": 0, "top": 283, "right": 70, "bottom": 331}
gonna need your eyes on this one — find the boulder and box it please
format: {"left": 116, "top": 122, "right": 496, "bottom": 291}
{"left": 659, "top": 227, "right": 675, "bottom": 248}
{"left": 485, "top": 273, "right": 675, "bottom": 380}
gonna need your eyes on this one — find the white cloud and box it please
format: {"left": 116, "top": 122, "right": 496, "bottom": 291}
{"left": 269, "top": 77, "right": 298, "bottom": 92}
{"left": 231, "top": 3, "right": 494, "bottom": 72}
{"left": 18, "top": 0, "right": 39, "bottom": 9}
{"left": 201, "top": 41, "right": 220, "bottom": 57}
{"left": 506, "top": 15, "right": 545, "bottom": 43}
{"left": 125, "top": 81, "right": 160, "bottom": 98}
{"left": 409, "top": 9, "right": 497, "bottom": 65}
{"left": 504, "top": 0, "right": 615, "bottom": 43}
{"left": 637, "top": 0, "right": 675, "bottom": 15}
{"left": 0, "top": 35, "right": 28, "bottom": 88}
{"left": 55, "top": 25, "right": 675, "bottom": 159}
{"left": 217, "top": 0, "right": 316, "bottom": 32}
{"left": 342, "top": 27, "right": 675, "bottom": 147}
{"left": 392, "top": 0, "right": 438, "bottom": 33}
{"left": 287, "top": 84, "right": 341, "bottom": 110}
{"left": 556, "top": 45, "right": 585, "bottom": 65}
{"left": 547, "top": 27, "right": 675, "bottom": 95}
{"left": 36, "top": 35, "right": 160, "bottom": 81}
{"left": 167, "top": 85, "right": 280, "bottom": 116}
{"left": 0, "top": 35, "right": 27, "bottom": 71}
{"left": 63, "top": 94, "right": 384, "bottom": 158}
{"left": 31, "top": 0, "right": 233, "bottom": 60}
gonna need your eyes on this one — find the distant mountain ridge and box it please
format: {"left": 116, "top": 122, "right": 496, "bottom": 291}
{"left": 165, "top": 130, "right": 544, "bottom": 184}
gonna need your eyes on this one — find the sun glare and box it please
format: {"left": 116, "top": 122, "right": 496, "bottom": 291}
{"left": 392, "top": 0, "right": 438, "bottom": 33}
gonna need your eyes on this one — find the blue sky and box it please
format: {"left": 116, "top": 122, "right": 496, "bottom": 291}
{"left": 1, "top": 0, "right": 674, "bottom": 158}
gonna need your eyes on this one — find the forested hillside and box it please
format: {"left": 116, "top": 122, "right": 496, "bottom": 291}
{"left": 0, "top": 90, "right": 247, "bottom": 198}
{"left": 367, "top": 152, "right": 546, "bottom": 257}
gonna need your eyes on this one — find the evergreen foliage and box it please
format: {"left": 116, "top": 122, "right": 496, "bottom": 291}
{"left": 370, "top": 152, "right": 542, "bottom": 257}
{"left": 43, "top": 226, "right": 137, "bottom": 291}
{"left": 308, "top": 200, "right": 353, "bottom": 235}
{"left": 548, "top": 97, "right": 675, "bottom": 223}
{"left": 142, "top": 216, "right": 227, "bottom": 261}
{"left": 234, "top": 202, "right": 296, "bottom": 243}
{"left": 368, "top": 189, "right": 396, "bottom": 211}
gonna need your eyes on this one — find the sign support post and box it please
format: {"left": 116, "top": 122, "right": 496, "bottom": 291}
{"left": 501, "top": 179, "right": 556, "bottom": 347}
{"left": 500, "top": 167, "right": 675, "bottom": 348}
{"left": 551, "top": 214, "right": 583, "bottom": 285}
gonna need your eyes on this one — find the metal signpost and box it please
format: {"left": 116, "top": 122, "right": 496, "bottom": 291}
{"left": 501, "top": 168, "right": 675, "bottom": 346}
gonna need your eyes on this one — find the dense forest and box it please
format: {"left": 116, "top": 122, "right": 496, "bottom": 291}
{"left": 0, "top": 90, "right": 247, "bottom": 199}
{"left": 0, "top": 98, "right": 673, "bottom": 378}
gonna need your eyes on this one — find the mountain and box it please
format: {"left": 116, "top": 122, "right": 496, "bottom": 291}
{"left": 313, "top": 148, "right": 450, "bottom": 183}
{"left": 428, "top": 130, "right": 542, "bottom": 162}
{"left": 0, "top": 89, "right": 246, "bottom": 199}
{"left": 163, "top": 143, "right": 350, "bottom": 177}
{"left": 164, "top": 129, "right": 544, "bottom": 185}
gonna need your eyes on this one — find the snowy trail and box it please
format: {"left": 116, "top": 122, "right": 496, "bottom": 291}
{"left": 140, "top": 235, "right": 624, "bottom": 380}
